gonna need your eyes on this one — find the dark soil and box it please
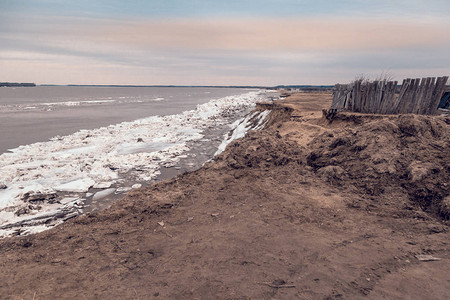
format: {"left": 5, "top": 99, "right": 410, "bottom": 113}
{"left": 0, "top": 92, "right": 448, "bottom": 299}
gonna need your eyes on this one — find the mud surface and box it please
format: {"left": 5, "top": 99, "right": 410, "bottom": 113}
{"left": 0, "top": 92, "right": 448, "bottom": 299}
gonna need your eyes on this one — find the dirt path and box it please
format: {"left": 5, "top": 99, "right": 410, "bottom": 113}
{"left": 0, "top": 92, "right": 448, "bottom": 299}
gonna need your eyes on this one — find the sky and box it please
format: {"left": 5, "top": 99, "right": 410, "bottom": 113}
{"left": 0, "top": 0, "right": 449, "bottom": 85}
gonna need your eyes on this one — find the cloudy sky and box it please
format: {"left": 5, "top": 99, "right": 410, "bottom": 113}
{"left": 1, "top": 0, "right": 449, "bottom": 85}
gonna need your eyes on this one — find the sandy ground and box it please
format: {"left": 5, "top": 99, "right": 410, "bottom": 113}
{"left": 0, "top": 92, "right": 448, "bottom": 299}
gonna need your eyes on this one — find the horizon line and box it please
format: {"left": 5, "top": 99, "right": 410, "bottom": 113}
{"left": 37, "top": 84, "right": 335, "bottom": 88}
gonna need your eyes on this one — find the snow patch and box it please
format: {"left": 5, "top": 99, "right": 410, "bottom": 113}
{"left": 214, "top": 110, "right": 270, "bottom": 156}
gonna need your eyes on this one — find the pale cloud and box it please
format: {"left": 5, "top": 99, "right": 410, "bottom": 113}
{"left": 8, "top": 16, "right": 447, "bottom": 52}
{"left": 1, "top": 14, "right": 449, "bottom": 85}
{"left": 95, "top": 18, "right": 449, "bottom": 52}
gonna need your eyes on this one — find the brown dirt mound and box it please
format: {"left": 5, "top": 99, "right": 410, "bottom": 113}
{"left": 216, "top": 108, "right": 449, "bottom": 221}
{"left": 307, "top": 113, "right": 450, "bottom": 220}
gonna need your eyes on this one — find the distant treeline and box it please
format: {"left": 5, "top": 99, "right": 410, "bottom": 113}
{"left": 0, "top": 82, "right": 36, "bottom": 87}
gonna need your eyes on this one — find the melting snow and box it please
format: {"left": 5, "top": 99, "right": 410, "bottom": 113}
{"left": 214, "top": 110, "right": 270, "bottom": 156}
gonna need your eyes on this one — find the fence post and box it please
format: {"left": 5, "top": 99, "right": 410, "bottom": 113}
{"left": 429, "top": 76, "right": 449, "bottom": 115}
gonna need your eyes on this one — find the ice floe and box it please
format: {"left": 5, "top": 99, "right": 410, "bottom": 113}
{"left": 92, "top": 188, "right": 116, "bottom": 201}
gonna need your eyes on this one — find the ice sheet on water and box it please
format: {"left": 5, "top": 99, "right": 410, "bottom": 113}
{"left": 55, "top": 178, "right": 96, "bottom": 193}
{"left": 0, "top": 90, "right": 267, "bottom": 236}
{"left": 93, "top": 182, "right": 113, "bottom": 189}
{"left": 42, "top": 99, "right": 117, "bottom": 106}
{"left": 116, "top": 141, "right": 176, "bottom": 155}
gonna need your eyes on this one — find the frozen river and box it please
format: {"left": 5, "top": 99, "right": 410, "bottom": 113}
{"left": 0, "top": 86, "right": 273, "bottom": 236}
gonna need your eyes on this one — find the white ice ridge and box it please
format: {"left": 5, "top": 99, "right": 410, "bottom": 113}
{"left": 214, "top": 109, "right": 271, "bottom": 156}
{"left": 41, "top": 99, "right": 117, "bottom": 106}
{"left": 1, "top": 97, "right": 167, "bottom": 113}
{"left": 0, "top": 90, "right": 266, "bottom": 235}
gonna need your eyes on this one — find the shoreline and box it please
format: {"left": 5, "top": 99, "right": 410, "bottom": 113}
{"left": 83, "top": 112, "right": 267, "bottom": 213}
{"left": 0, "top": 90, "right": 274, "bottom": 236}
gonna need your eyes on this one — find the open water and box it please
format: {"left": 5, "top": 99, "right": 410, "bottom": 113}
{"left": 0, "top": 86, "right": 251, "bottom": 154}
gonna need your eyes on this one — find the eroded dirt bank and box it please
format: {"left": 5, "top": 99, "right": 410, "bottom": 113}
{"left": 0, "top": 92, "right": 448, "bottom": 299}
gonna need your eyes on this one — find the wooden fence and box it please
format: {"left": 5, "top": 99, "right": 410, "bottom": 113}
{"left": 331, "top": 76, "right": 448, "bottom": 115}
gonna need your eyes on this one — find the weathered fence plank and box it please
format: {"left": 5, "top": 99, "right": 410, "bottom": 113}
{"left": 429, "top": 76, "right": 448, "bottom": 115}
{"left": 423, "top": 77, "right": 436, "bottom": 114}
{"left": 331, "top": 76, "right": 448, "bottom": 115}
